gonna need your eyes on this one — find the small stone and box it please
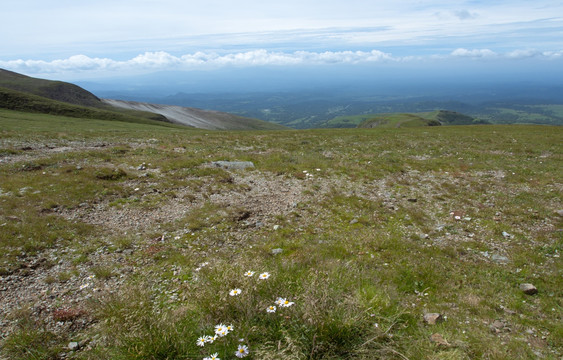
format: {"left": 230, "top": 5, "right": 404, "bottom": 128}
{"left": 491, "top": 254, "right": 509, "bottom": 264}
{"left": 490, "top": 320, "right": 505, "bottom": 333}
{"left": 271, "top": 248, "right": 283, "bottom": 255}
{"left": 430, "top": 333, "right": 450, "bottom": 347}
{"left": 520, "top": 283, "right": 538, "bottom": 295}
{"left": 555, "top": 209, "right": 563, "bottom": 217}
{"left": 273, "top": 225, "right": 281, "bottom": 231}
{"left": 68, "top": 342, "right": 79, "bottom": 351}
{"left": 502, "top": 231, "right": 511, "bottom": 238}
{"left": 349, "top": 218, "right": 359, "bottom": 225}
{"left": 423, "top": 313, "right": 443, "bottom": 325}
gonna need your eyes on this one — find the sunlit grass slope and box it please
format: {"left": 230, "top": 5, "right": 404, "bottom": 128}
{"left": 0, "top": 109, "right": 561, "bottom": 359}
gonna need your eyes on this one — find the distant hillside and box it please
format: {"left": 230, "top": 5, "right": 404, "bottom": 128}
{"left": 0, "top": 87, "right": 174, "bottom": 126}
{"left": 103, "top": 99, "right": 288, "bottom": 131}
{"left": 0, "top": 68, "right": 102, "bottom": 108}
{"left": 356, "top": 113, "right": 440, "bottom": 128}
{"left": 356, "top": 110, "right": 489, "bottom": 128}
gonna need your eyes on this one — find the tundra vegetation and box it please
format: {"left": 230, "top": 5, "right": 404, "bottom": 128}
{"left": 0, "top": 108, "right": 561, "bottom": 359}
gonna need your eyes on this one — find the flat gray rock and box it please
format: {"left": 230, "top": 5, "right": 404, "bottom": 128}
{"left": 211, "top": 161, "right": 255, "bottom": 170}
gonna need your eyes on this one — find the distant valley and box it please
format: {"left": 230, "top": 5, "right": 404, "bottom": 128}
{"left": 2, "top": 68, "right": 562, "bottom": 130}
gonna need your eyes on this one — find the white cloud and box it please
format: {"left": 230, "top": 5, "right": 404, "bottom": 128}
{"left": 450, "top": 48, "right": 563, "bottom": 60}
{"left": 1, "top": 48, "right": 561, "bottom": 77}
{"left": 0, "top": 50, "right": 397, "bottom": 75}
{"left": 450, "top": 48, "right": 497, "bottom": 58}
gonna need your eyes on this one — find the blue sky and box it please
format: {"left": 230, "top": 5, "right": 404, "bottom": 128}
{"left": 1, "top": 0, "right": 562, "bottom": 81}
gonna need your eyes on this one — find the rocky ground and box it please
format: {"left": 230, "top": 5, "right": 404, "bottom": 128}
{"left": 1, "top": 134, "right": 561, "bottom": 359}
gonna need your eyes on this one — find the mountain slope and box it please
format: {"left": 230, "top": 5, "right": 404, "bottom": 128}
{"left": 0, "top": 68, "right": 102, "bottom": 107}
{"left": 357, "top": 113, "right": 440, "bottom": 128}
{"left": 0, "top": 87, "right": 175, "bottom": 126}
{"left": 356, "top": 110, "right": 488, "bottom": 128}
{"left": 103, "top": 99, "right": 288, "bottom": 130}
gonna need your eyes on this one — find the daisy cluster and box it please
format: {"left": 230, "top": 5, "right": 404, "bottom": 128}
{"left": 244, "top": 271, "right": 295, "bottom": 313}
{"left": 196, "top": 269, "right": 295, "bottom": 359}
{"left": 198, "top": 323, "right": 248, "bottom": 359}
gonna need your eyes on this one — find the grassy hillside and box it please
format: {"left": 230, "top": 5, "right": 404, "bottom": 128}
{"left": 0, "top": 87, "right": 176, "bottom": 126}
{"left": 356, "top": 113, "right": 440, "bottom": 128}
{"left": 354, "top": 110, "right": 488, "bottom": 128}
{"left": 0, "top": 68, "right": 102, "bottom": 108}
{"left": 1, "top": 110, "right": 561, "bottom": 359}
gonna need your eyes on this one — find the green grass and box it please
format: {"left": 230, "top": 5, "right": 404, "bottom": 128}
{"left": 1, "top": 109, "right": 562, "bottom": 359}
{"left": 327, "top": 110, "right": 482, "bottom": 128}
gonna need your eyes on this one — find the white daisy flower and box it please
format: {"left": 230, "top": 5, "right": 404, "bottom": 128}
{"left": 281, "top": 299, "right": 295, "bottom": 307}
{"left": 205, "top": 335, "right": 215, "bottom": 343}
{"left": 259, "top": 272, "right": 270, "bottom": 280}
{"left": 196, "top": 336, "right": 206, "bottom": 347}
{"left": 209, "top": 353, "right": 220, "bottom": 360}
{"left": 235, "top": 344, "right": 249, "bottom": 358}
{"left": 79, "top": 283, "right": 91, "bottom": 290}
{"left": 243, "top": 271, "right": 255, "bottom": 277}
{"left": 267, "top": 305, "right": 277, "bottom": 313}
{"left": 214, "top": 324, "right": 226, "bottom": 335}
{"left": 229, "top": 288, "right": 242, "bottom": 296}
{"left": 275, "top": 297, "right": 285, "bottom": 305}
{"left": 226, "top": 324, "right": 234, "bottom": 332}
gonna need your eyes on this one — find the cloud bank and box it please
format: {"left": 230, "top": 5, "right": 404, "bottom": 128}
{"left": 1, "top": 49, "right": 561, "bottom": 77}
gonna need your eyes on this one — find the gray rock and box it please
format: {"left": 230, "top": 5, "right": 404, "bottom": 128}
{"left": 211, "top": 161, "right": 255, "bottom": 170}
{"left": 555, "top": 209, "right": 563, "bottom": 217}
{"left": 349, "top": 218, "right": 359, "bottom": 225}
{"left": 491, "top": 254, "right": 509, "bottom": 263}
{"left": 68, "top": 342, "right": 79, "bottom": 351}
{"left": 271, "top": 248, "right": 283, "bottom": 255}
{"left": 273, "top": 225, "right": 281, "bottom": 231}
{"left": 520, "top": 283, "right": 538, "bottom": 295}
{"left": 423, "top": 313, "right": 443, "bottom": 325}
{"left": 502, "top": 231, "right": 511, "bottom": 238}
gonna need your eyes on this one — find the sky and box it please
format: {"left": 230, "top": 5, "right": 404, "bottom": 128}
{"left": 1, "top": 0, "right": 562, "bottom": 83}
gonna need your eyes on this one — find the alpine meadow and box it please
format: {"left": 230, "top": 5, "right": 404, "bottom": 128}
{"left": 1, "top": 1, "right": 563, "bottom": 359}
